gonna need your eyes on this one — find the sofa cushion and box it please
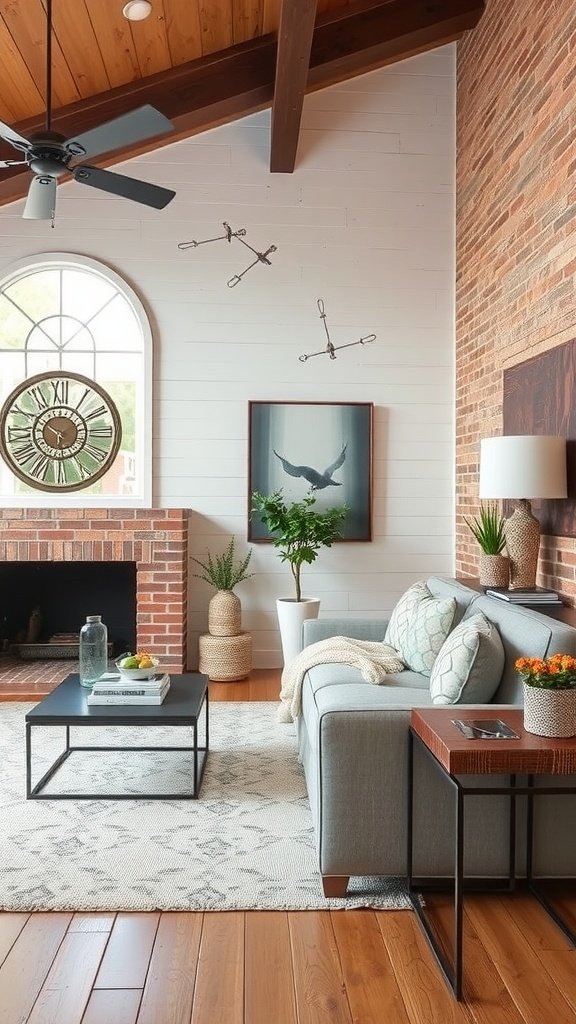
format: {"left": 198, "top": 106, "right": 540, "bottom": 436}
{"left": 384, "top": 580, "right": 456, "bottom": 677}
{"left": 430, "top": 611, "right": 505, "bottom": 705}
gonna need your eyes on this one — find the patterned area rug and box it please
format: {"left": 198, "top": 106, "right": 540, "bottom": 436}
{"left": 0, "top": 702, "right": 409, "bottom": 912}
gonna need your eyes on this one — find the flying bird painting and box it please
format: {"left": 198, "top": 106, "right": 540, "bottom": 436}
{"left": 273, "top": 444, "right": 347, "bottom": 489}
{"left": 248, "top": 401, "right": 373, "bottom": 541}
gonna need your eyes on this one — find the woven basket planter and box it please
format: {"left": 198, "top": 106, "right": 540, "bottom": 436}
{"left": 199, "top": 631, "right": 252, "bottom": 681}
{"left": 523, "top": 683, "right": 576, "bottom": 738}
{"left": 479, "top": 553, "right": 509, "bottom": 589}
{"left": 208, "top": 590, "right": 241, "bottom": 636}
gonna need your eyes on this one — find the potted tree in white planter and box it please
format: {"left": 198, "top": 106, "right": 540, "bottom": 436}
{"left": 251, "top": 489, "right": 347, "bottom": 665}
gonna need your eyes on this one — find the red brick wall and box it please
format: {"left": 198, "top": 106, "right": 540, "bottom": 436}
{"left": 456, "top": 0, "right": 576, "bottom": 599}
{"left": 0, "top": 508, "right": 189, "bottom": 671}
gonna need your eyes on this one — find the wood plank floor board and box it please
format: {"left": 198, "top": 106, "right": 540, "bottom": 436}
{"left": 137, "top": 912, "right": 203, "bottom": 1024}
{"left": 376, "top": 911, "right": 474, "bottom": 1024}
{"left": 244, "top": 912, "right": 297, "bottom": 1024}
{"left": 288, "top": 912, "right": 353, "bottom": 1024}
{"left": 191, "top": 912, "right": 244, "bottom": 1024}
{"left": 466, "top": 895, "right": 576, "bottom": 1024}
{"left": 94, "top": 913, "right": 160, "bottom": 990}
{"left": 0, "top": 914, "right": 30, "bottom": 968}
{"left": 81, "top": 988, "right": 143, "bottom": 1024}
{"left": 426, "top": 897, "right": 526, "bottom": 1024}
{"left": 331, "top": 909, "right": 412, "bottom": 1024}
{"left": 68, "top": 913, "right": 116, "bottom": 933}
{"left": 26, "top": 931, "right": 110, "bottom": 1024}
{"left": 0, "top": 914, "right": 72, "bottom": 1024}
{"left": 537, "top": 950, "right": 576, "bottom": 1016}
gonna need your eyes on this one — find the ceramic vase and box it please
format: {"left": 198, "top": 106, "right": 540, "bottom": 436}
{"left": 276, "top": 597, "right": 320, "bottom": 668}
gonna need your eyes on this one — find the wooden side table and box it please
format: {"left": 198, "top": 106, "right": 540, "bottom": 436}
{"left": 408, "top": 708, "right": 576, "bottom": 999}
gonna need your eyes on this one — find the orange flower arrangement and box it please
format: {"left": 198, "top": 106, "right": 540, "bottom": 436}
{"left": 515, "top": 654, "right": 576, "bottom": 690}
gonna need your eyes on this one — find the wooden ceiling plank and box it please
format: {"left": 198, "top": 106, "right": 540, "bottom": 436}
{"left": 51, "top": 0, "right": 110, "bottom": 98}
{"left": 233, "top": 0, "right": 264, "bottom": 45}
{"left": 197, "top": 0, "right": 234, "bottom": 56}
{"left": 262, "top": 0, "right": 280, "bottom": 34}
{"left": 128, "top": 0, "right": 173, "bottom": 79}
{"left": 0, "top": 0, "right": 80, "bottom": 109}
{"left": 83, "top": 0, "right": 142, "bottom": 89}
{"left": 0, "top": 0, "right": 485, "bottom": 208}
{"left": 270, "top": 0, "right": 317, "bottom": 173}
{"left": 163, "top": 0, "right": 203, "bottom": 67}
{"left": 0, "top": 14, "right": 44, "bottom": 122}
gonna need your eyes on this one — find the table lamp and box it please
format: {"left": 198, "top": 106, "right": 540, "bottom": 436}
{"left": 479, "top": 435, "right": 567, "bottom": 590}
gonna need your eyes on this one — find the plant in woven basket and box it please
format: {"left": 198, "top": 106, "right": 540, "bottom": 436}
{"left": 464, "top": 503, "right": 506, "bottom": 554}
{"left": 191, "top": 538, "right": 254, "bottom": 592}
{"left": 251, "top": 489, "right": 347, "bottom": 602}
{"left": 192, "top": 538, "right": 254, "bottom": 638}
{"left": 516, "top": 654, "right": 576, "bottom": 738}
{"left": 515, "top": 655, "right": 576, "bottom": 690}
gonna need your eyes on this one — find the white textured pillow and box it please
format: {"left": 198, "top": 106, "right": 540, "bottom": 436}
{"left": 385, "top": 580, "right": 456, "bottom": 677}
{"left": 430, "top": 612, "right": 504, "bottom": 705}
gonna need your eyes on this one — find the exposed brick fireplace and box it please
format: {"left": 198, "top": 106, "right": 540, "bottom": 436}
{"left": 0, "top": 508, "right": 189, "bottom": 673}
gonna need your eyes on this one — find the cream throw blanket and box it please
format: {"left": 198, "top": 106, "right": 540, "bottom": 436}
{"left": 278, "top": 636, "right": 405, "bottom": 723}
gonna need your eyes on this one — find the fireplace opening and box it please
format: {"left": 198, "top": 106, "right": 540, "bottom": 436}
{"left": 0, "top": 561, "right": 137, "bottom": 658}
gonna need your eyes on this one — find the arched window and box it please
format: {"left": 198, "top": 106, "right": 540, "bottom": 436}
{"left": 0, "top": 253, "right": 152, "bottom": 506}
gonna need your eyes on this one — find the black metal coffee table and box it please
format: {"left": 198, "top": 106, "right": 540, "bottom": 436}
{"left": 25, "top": 672, "right": 209, "bottom": 800}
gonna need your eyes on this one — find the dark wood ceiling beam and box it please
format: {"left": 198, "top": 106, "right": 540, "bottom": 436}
{"left": 0, "top": 0, "right": 485, "bottom": 209}
{"left": 270, "top": 0, "right": 317, "bottom": 174}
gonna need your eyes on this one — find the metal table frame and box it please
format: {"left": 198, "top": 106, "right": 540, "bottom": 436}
{"left": 26, "top": 691, "right": 209, "bottom": 800}
{"left": 407, "top": 727, "right": 576, "bottom": 1000}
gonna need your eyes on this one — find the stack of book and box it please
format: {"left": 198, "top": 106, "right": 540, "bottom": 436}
{"left": 485, "top": 587, "right": 562, "bottom": 605}
{"left": 87, "top": 672, "right": 170, "bottom": 705}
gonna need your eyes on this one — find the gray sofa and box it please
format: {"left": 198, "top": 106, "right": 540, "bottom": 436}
{"left": 297, "top": 575, "right": 576, "bottom": 896}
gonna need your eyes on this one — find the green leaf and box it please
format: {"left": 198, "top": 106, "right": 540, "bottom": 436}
{"left": 251, "top": 489, "right": 348, "bottom": 601}
{"left": 191, "top": 538, "right": 254, "bottom": 591}
{"left": 464, "top": 503, "right": 506, "bottom": 554}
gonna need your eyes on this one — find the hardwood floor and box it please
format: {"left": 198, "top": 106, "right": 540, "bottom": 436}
{"left": 1, "top": 670, "right": 576, "bottom": 1023}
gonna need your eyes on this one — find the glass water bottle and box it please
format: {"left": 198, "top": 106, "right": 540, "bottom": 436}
{"left": 79, "top": 615, "right": 108, "bottom": 688}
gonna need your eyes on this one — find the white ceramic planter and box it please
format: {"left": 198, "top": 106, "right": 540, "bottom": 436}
{"left": 523, "top": 682, "right": 576, "bottom": 737}
{"left": 276, "top": 598, "right": 320, "bottom": 668}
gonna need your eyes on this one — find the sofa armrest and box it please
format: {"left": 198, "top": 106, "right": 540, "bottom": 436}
{"left": 302, "top": 618, "right": 388, "bottom": 646}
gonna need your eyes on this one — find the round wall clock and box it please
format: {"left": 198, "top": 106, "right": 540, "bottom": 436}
{"left": 0, "top": 370, "right": 122, "bottom": 493}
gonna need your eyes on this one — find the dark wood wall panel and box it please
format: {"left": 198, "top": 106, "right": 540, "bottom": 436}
{"left": 503, "top": 339, "right": 576, "bottom": 537}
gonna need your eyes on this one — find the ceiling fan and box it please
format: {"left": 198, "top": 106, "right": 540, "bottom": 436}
{"left": 0, "top": 0, "right": 176, "bottom": 220}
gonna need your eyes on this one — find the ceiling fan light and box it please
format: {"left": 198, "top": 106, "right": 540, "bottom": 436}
{"left": 122, "top": 1, "right": 152, "bottom": 20}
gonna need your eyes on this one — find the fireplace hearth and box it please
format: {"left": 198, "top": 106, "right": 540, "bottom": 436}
{"left": 0, "top": 508, "right": 189, "bottom": 672}
{"left": 0, "top": 561, "right": 136, "bottom": 658}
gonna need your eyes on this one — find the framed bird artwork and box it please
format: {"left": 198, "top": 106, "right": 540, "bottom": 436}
{"left": 248, "top": 401, "right": 373, "bottom": 542}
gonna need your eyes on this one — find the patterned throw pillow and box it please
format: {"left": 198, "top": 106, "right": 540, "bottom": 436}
{"left": 429, "top": 612, "right": 505, "bottom": 704}
{"left": 385, "top": 580, "right": 456, "bottom": 677}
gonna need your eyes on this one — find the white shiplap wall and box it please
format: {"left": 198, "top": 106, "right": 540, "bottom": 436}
{"left": 0, "top": 46, "right": 456, "bottom": 668}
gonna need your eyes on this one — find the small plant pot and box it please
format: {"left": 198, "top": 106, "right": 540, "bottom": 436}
{"left": 479, "top": 553, "right": 509, "bottom": 589}
{"left": 523, "top": 683, "right": 576, "bottom": 738}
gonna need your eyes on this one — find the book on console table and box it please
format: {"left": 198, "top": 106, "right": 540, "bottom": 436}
{"left": 485, "top": 587, "right": 562, "bottom": 604}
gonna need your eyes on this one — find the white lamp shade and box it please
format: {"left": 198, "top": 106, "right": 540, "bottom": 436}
{"left": 479, "top": 435, "right": 567, "bottom": 499}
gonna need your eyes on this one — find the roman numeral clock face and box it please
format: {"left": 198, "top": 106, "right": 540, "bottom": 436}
{"left": 0, "top": 372, "right": 122, "bottom": 492}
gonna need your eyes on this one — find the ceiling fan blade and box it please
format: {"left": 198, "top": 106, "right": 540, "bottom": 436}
{"left": 0, "top": 119, "right": 32, "bottom": 150}
{"left": 0, "top": 159, "right": 27, "bottom": 167}
{"left": 23, "top": 176, "right": 57, "bottom": 220}
{"left": 64, "top": 105, "right": 174, "bottom": 161}
{"left": 74, "top": 165, "right": 175, "bottom": 209}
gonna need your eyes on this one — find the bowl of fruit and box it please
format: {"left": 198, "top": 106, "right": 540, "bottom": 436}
{"left": 115, "top": 652, "right": 160, "bottom": 680}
